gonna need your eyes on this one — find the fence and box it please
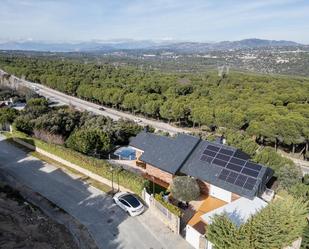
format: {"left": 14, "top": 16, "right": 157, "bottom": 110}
{"left": 142, "top": 188, "right": 180, "bottom": 234}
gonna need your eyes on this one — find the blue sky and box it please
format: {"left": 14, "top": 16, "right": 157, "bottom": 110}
{"left": 1, "top": 0, "right": 309, "bottom": 43}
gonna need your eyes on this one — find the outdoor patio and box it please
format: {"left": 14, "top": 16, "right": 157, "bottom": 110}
{"left": 185, "top": 195, "right": 227, "bottom": 234}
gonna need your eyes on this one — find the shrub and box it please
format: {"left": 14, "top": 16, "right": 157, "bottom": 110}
{"left": 154, "top": 193, "right": 182, "bottom": 217}
{"left": 277, "top": 163, "right": 303, "bottom": 190}
{"left": 33, "top": 129, "right": 65, "bottom": 145}
{"left": 206, "top": 214, "right": 245, "bottom": 249}
{"left": 66, "top": 128, "right": 111, "bottom": 157}
{"left": 14, "top": 114, "right": 34, "bottom": 134}
{"left": 10, "top": 130, "right": 147, "bottom": 195}
{"left": 253, "top": 147, "right": 294, "bottom": 174}
{"left": 25, "top": 97, "right": 49, "bottom": 116}
{"left": 301, "top": 223, "right": 309, "bottom": 249}
{"left": 170, "top": 176, "right": 200, "bottom": 202}
{"left": 289, "top": 183, "right": 309, "bottom": 201}
{"left": 34, "top": 108, "right": 81, "bottom": 138}
{"left": 0, "top": 107, "right": 18, "bottom": 124}
{"left": 207, "top": 195, "right": 308, "bottom": 249}
{"left": 304, "top": 174, "right": 309, "bottom": 185}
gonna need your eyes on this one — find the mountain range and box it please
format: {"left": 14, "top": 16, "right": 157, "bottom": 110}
{"left": 0, "top": 38, "right": 303, "bottom": 53}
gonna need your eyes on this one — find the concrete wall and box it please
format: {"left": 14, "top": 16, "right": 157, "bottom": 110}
{"left": 142, "top": 188, "right": 180, "bottom": 234}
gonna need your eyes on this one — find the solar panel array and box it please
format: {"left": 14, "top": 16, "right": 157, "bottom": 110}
{"left": 200, "top": 144, "right": 262, "bottom": 191}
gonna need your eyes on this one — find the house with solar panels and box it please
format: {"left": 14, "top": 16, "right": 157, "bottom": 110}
{"left": 129, "top": 131, "right": 274, "bottom": 249}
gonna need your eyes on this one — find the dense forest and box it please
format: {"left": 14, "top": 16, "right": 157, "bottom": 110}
{"left": 1, "top": 56, "right": 309, "bottom": 248}
{"left": 1, "top": 54, "right": 309, "bottom": 158}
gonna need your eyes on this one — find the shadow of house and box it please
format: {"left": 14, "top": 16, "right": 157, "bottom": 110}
{"left": 0, "top": 138, "right": 128, "bottom": 249}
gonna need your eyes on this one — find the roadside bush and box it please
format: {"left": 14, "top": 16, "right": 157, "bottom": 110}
{"left": 14, "top": 114, "right": 35, "bottom": 134}
{"left": 10, "top": 130, "right": 147, "bottom": 195}
{"left": 66, "top": 128, "right": 111, "bottom": 157}
{"left": 0, "top": 107, "right": 18, "bottom": 124}
{"left": 25, "top": 97, "right": 49, "bottom": 116}
{"left": 33, "top": 129, "right": 65, "bottom": 145}
{"left": 34, "top": 108, "right": 81, "bottom": 138}
{"left": 154, "top": 193, "right": 182, "bottom": 217}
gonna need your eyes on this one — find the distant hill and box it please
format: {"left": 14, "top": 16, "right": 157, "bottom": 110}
{"left": 156, "top": 39, "right": 301, "bottom": 52}
{"left": 0, "top": 38, "right": 303, "bottom": 52}
{"left": 0, "top": 40, "right": 163, "bottom": 52}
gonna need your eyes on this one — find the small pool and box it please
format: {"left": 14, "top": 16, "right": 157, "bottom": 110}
{"left": 114, "top": 146, "right": 136, "bottom": 160}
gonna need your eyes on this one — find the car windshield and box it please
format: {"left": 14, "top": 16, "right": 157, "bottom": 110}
{"left": 122, "top": 194, "right": 140, "bottom": 208}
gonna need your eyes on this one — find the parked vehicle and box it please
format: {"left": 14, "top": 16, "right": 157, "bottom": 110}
{"left": 134, "top": 118, "right": 142, "bottom": 123}
{"left": 99, "top": 107, "right": 105, "bottom": 111}
{"left": 113, "top": 192, "right": 144, "bottom": 216}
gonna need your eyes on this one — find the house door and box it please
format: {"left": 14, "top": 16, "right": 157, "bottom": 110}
{"left": 209, "top": 185, "right": 231, "bottom": 203}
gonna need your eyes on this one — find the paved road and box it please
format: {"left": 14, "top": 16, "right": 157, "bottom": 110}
{"left": 0, "top": 70, "right": 187, "bottom": 135}
{"left": 0, "top": 135, "right": 192, "bottom": 249}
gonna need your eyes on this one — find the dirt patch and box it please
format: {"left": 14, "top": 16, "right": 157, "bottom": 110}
{"left": 0, "top": 183, "right": 78, "bottom": 249}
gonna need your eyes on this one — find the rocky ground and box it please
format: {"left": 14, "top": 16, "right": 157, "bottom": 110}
{"left": 0, "top": 183, "right": 78, "bottom": 249}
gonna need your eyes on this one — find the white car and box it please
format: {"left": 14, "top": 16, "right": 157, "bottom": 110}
{"left": 133, "top": 118, "right": 142, "bottom": 123}
{"left": 113, "top": 192, "right": 145, "bottom": 216}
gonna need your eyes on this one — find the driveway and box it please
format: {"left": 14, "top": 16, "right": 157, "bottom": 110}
{"left": 0, "top": 136, "right": 192, "bottom": 249}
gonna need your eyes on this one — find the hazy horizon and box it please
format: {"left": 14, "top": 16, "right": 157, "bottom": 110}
{"left": 1, "top": 0, "right": 309, "bottom": 44}
{"left": 0, "top": 37, "right": 306, "bottom": 45}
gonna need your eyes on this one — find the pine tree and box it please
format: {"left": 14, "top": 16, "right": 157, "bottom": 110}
{"left": 206, "top": 196, "right": 308, "bottom": 249}
{"left": 206, "top": 214, "right": 242, "bottom": 249}
{"left": 249, "top": 196, "right": 308, "bottom": 249}
{"left": 301, "top": 223, "right": 309, "bottom": 249}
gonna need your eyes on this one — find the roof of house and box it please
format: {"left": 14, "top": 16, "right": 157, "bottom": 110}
{"left": 201, "top": 197, "right": 267, "bottom": 227}
{"left": 129, "top": 132, "right": 273, "bottom": 199}
{"left": 180, "top": 140, "right": 273, "bottom": 199}
{"left": 130, "top": 132, "right": 200, "bottom": 174}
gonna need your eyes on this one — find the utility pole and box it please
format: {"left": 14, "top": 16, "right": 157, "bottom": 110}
{"left": 110, "top": 167, "right": 114, "bottom": 193}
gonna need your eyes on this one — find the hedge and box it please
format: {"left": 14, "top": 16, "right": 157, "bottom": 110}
{"left": 154, "top": 193, "right": 182, "bottom": 217}
{"left": 9, "top": 130, "right": 147, "bottom": 195}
